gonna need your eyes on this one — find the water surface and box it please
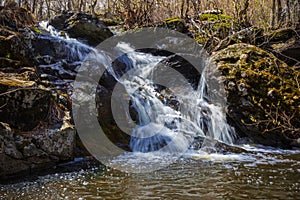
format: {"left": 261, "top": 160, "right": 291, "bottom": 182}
{"left": 1, "top": 146, "right": 299, "bottom": 200}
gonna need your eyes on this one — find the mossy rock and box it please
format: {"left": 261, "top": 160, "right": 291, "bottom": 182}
{"left": 267, "top": 28, "right": 297, "bottom": 43}
{"left": 194, "top": 13, "right": 238, "bottom": 48}
{"left": 164, "top": 17, "right": 189, "bottom": 33}
{"left": 101, "top": 18, "right": 120, "bottom": 26}
{"left": 199, "top": 13, "right": 233, "bottom": 22}
{"left": 211, "top": 43, "right": 300, "bottom": 148}
{"left": 264, "top": 28, "right": 300, "bottom": 66}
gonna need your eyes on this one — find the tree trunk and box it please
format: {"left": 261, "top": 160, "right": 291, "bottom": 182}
{"left": 271, "top": 0, "right": 276, "bottom": 27}
{"left": 38, "top": 0, "right": 43, "bottom": 20}
{"left": 32, "top": 0, "right": 37, "bottom": 14}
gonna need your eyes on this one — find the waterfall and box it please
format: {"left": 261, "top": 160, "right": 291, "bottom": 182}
{"left": 39, "top": 22, "right": 235, "bottom": 154}
{"left": 110, "top": 43, "right": 235, "bottom": 153}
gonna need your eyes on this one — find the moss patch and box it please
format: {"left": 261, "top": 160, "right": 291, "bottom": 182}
{"left": 199, "top": 13, "right": 233, "bottom": 21}
{"left": 164, "top": 17, "right": 188, "bottom": 33}
{"left": 212, "top": 43, "right": 300, "bottom": 147}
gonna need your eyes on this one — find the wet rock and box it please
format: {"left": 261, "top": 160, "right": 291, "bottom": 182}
{"left": 212, "top": 43, "right": 300, "bottom": 148}
{"left": 49, "top": 12, "right": 113, "bottom": 46}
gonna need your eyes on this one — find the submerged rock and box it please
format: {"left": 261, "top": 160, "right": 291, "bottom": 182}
{"left": 49, "top": 12, "right": 113, "bottom": 46}
{"left": 211, "top": 43, "right": 300, "bottom": 148}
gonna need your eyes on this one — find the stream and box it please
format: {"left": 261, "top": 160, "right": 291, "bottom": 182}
{"left": 0, "top": 23, "right": 299, "bottom": 199}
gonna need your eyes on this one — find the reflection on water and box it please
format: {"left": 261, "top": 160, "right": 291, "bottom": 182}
{"left": 1, "top": 146, "right": 299, "bottom": 200}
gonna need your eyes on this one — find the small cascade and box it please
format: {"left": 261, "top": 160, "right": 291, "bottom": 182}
{"left": 37, "top": 22, "right": 94, "bottom": 88}
{"left": 108, "top": 43, "right": 235, "bottom": 153}
{"left": 38, "top": 23, "right": 235, "bottom": 154}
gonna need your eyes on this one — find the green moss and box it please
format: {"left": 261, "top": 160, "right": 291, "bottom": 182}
{"left": 199, "top": 13, "right": 233, "bottom": 21}
{"left": 32, "top": 26, "right": 42, "bottom": 34}
{"left": 5, "top": 53, "right": 11, "bottom": 59}
{"left": 194, "top": 34, "right": 209, "bottom": 45}
{"left": 165, "top": 17, "right": 183, "bottom": 24}
{"left": 101, "top": 18, "right": 119, "bottom": 26}
{"left": 268, "top": 28, "right": 296, "bottom": 42}
{"left": 163, "top": 17, "right": 188, "bottom": 33}
{"left": 213, "top": 43, "right": 300, "bottom": 140}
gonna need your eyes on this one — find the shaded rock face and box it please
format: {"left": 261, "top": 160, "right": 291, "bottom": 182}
{"left": 212, "top": 43, "right": 300, "bottom": 148}
{"left": 49, "top": 12, "right": 113, "bottom": 46}
{"left": 0, "top": 5, "right": 80, "bottom": 180}
{"left": 0, "top": 85, "right": 50, "bottom": 131}
{"left": 0, "top": 121, "right": 76, "bottom": 180}
{"left": 0, "top": 27, "right": 36, "bottom": 68}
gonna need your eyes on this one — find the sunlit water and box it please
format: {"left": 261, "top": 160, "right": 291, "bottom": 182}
{"left": 1, "top": 145, "right": 299, "bottom": 199}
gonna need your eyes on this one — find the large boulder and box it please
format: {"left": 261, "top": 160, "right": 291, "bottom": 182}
{"left": 0, "top": 4, "right": 81, "bottom": 180}
{"left": 211, "top": 43, "right": 300, "bottom": 148}
{"left": 0, "top": 120, "right": 76, "bottom": 180}
{"left": 49, "top": 12, "right": 113, "bottom": 46}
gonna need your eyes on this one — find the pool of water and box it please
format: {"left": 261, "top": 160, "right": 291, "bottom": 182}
{"left": 1, "top": 145, "right": 299, "bottom": 200}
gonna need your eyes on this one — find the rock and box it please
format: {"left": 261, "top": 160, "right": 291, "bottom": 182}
{"left": 0, "top": 5, "right": 84, "bottom": 180}
{"left": 193, "top": 13, "right": 238, "bottom": 52}
{"left": 0, "top": 27, "right": 36, "bottom": 67}
{"left": 0, "top": 72, "right": 51, "bottom": 131}
{"left": 0, "top": 119, "right": 77, "bottom": 180}
{"left": 0, "top": 122, "right": 30, "bottom": 178}
{"left": 164, "top": 17, "right": 189, "bottom": 33}
{"left": 34, "top": 120, "right": 76, "bottom": 161}
{"left": 49, "top": 12, "right": 113, "bottom": 46}
{"left": 48, "top": 11, "right": 75, "bottom": 30}
{"left": 211, "top": 43, "right": 300, "bottom": 148}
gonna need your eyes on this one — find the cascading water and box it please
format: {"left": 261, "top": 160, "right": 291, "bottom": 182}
{"left": 39, "top": 22, "right": 235, "bottom": 157}
{"left": 110, "top": 43, "right": 235, "bottom": 154}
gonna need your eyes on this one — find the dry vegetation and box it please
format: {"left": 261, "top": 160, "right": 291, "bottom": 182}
{"left": 0, "top": 0, "right": 299, "bottom": 29}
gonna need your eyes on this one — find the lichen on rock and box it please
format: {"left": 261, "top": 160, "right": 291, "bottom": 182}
{"left": 211, "top": 43, "right": 300, "bottom": 148}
